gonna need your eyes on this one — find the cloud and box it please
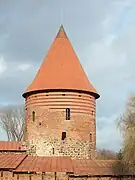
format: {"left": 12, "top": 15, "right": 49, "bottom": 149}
{"left": 96, "top": 113, "right": 123, "bottom": 151}
{"left": 0, "top": 56, "right": 7, "bottom": 75}
{"left": 17, "top": 63, "right": 32, "bottom": 72}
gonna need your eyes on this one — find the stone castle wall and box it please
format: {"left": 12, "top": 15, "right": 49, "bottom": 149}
{"left": 24, "top": 91, "right": 96, "bottom": 159}
{"left": 0, "top": 171, "right": 128, "bottom": 180}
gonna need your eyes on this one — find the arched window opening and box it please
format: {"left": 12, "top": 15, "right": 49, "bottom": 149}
{"left": 62, "top": 132, "right": 66, "bottom": 140}
{"left": 92, "top": 111, "right": 94, "bottom": 115}
{"left": 66, "top": 108, "right": 70, "bottom": 120}
{"left": 90, "top": 133, "right": 92, "bottom": 142}
{"left": 32, "top": 111, "right": 35, "bottom": 122}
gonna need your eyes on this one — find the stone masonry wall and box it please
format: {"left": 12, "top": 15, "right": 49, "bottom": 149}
{"left": 24, "top": 91, "right": 96, "bottom": 159}
{"left": 0, "top": 171, "right": 128, "bottom": 180}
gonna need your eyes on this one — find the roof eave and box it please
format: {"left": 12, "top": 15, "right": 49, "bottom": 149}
{"left": 22, "top": 88, "right": 100, "bottom": 99}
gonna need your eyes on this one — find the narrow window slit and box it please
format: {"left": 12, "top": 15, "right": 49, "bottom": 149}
{"left": 53, "top": 148, "right": 55, "bottom": 154}
{"left": 1, "top": 171, "right": 3, "bottom": 177}
{"left": 66, "top": 108, "right": 70, "bottom": 120}
{"left": 32, "top": 111, "right": 35, "bottom": 122}
{"left": 90, "top": 133, "right": 92, "bottom": 142}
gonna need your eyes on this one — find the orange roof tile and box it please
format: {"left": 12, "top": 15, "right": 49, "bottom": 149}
{"left": 0, "top": 154, "right": 27, "bottom": 170}
{"left": 14, "top": 156, "right": 73, "bottom": 173}
{"left": 71, "top": 159, "right": 132, "bottom": 176}
{"left": 0, "top": 155, "right": 132, "bottom": 176}
{"left": 13, "top": 157, "right": 132, "bottom": 176}
{"left": 23, "top": 25, "right": 100, "bottom": 99}
{"left": 0, "top": 141, "right": 26, "bottom": 152}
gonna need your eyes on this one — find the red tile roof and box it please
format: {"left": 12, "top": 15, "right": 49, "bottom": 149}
{"left": 72, "top": 159, "right": 117, "bottom": 175}
{"left": 14, "top": 156, "right": 73, "bottom": 173}
{"left": 0, "top": 154, "right": 131, "bottom": 176}
{"left": 0, "top": 154, "right": 27, "bottom": 170}
{"left": 23, "top": 25, "right": 100, "bottom": 99}
{"left": 0, "top": 141, "right": 26, "bottom": 151}
{"left": 72, "top": 159, "right": 133, "bottom": 176}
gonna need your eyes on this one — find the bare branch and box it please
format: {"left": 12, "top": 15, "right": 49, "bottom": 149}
{"left": 96, "top": 148, "right": 117, "bottom": 160}
{"left": 0, "top": 105, "right": 25, "bottom": 141}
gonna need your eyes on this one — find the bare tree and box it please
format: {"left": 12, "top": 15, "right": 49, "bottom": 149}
{"left": 96, "top": 148, "right": 117, "bottom": 160}
{"left": 117, "top": 94, "right": 135, "bottom": 172}
{"left": 0, "top": 105, "right": 25, "bottom": 141}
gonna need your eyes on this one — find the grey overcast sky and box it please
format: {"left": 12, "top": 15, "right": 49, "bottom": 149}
{"left": 0, "top": 0, "right": 135, "bottom": 151}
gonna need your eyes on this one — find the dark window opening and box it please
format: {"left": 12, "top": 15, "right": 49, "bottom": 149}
{"left": 62, "top": 132, "right": 66, "bottom": 140}
{"left": 29, "top": 174, "right": 32, "bottom": 180}
{"left": 52, "top": 148, "right": 55, "bottom": 154}
{"left": 1, "top": 171, "right": 3, "bottom": 177}
{"left": 55, "top": 172, "right": 57, "bottom": 180}
{"left": 32, "top": 111, "right": 35, "bottom": 122}
{"left": 17, "top": 174, "right": 19, "bottom": 180}
{"left": 42, "top": 173, "right": 45, "bottom": 180}
{"left": 90, "top": 133, "right": 92, "bottom": 142}
{"left": 46, "top": 94, "right": 49, "bottom": 96}
{"left": 62, "top": 94, "right": 65, "bottom": 96}
{"left": 66, "top": 108, "right": 70, "bottom": 120}
{"left": 79, "top": 95, "right": 81, "bottom": 97}
{"left": 39, "top": 122, "right": 41, "bottom": 125}
{"left": 92, "top": 111, "right": 94, "bottom": 115}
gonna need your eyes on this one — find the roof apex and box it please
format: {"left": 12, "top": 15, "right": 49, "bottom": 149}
{"left": 56, "top": 25, "right": 67, "bottom": 38}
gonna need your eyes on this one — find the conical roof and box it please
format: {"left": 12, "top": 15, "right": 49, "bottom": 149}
{"left": 23, "top": 25, "right": 100, "bottom": 99}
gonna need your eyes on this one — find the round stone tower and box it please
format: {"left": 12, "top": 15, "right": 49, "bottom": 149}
{"left": 23, "top": 25, "right": 100, "bottom": 159}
